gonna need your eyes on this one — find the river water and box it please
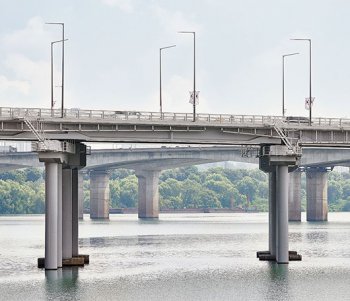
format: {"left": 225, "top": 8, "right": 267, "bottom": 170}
{"left": 0, "top": 213, "right": 350, "bottom": 300}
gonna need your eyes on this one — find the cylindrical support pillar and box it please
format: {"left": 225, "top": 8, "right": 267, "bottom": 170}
{"left": 45, "top": 162, "right": 58, "bottom": 270}
{"left": 306, "top": 169, "right": 328, "bottom": 221}
{"left": 276, "top": 165, "right": 289, "bottom": 264}
{"left": 90, "top": 170, "right": 110, "bottom": 219}
{"left": 78, "top": 171, "right": 84, "bottom": 219}
{"left": 57, "top": 163, "right": 62, "bottom": 268}
{"left": 269, "top": 169, "right": 277, "bottom": 256}
{"left": 288, "top": 171, "right": 301, "bottom": 221}
{"left": 136, "top": 170, "right": 160, "bottom": 218}
{"left": 72, "top": 169, "right": 79, "bottom": 257}
{"left": 62, "top": 168, "right": 73, "bottom": 259}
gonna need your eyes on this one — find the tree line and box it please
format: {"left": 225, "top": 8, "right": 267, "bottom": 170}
{"left": 0, "top": 167, "right": 349, "bottom": 214}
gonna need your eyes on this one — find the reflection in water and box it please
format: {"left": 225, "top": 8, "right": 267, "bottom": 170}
{"left": 265, "top": 263, "right": 290, "bottom": 301}
{"left": 88, "top": 237, "right": 107, "bottom": 247}
{"left": 138, "top": 218, "right": 161, "bottom": 225}
{"left": 268, "top": 262, "right": 289, "bottom": 281}
{"left": 45, "top": 267, "right": 79, "bottom": 300}
{"left": 306, "top": 231, "right": 329, "bottom": 243}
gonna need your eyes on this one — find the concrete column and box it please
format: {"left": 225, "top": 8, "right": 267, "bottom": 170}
{"left": 57, "top": 163, "right": 62, "bottom": 268}
{"left": 276, "top": 165, "right": 289, "bottom": 264}
{"left": 90, "top": 170, "right": 110, "bottom": 219}
{"left": 306, "top": 168, "right": 328, "bottom": 221}
{"left": 45, "top": 162, "right": 58, "bottom": 270}
{"left": 136, "top": 170, "right": 160, "bottom": 218}
{"left": 288, "top": 171, "right": 301, "bottom": 221}
{"left": 62, "top": 168, "right": 73, "bottom": 259}
{"left": 72, "top": 169, "right": 79, "bottom": 257}
{"left": 269, "top": 169, "right": 277, "bottom": 256}
{"left": 78, "top": 171, "right": 84, "bottom": 219}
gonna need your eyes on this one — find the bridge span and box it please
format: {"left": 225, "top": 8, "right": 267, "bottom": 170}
{"left": 0, "top": 146, "right": 349, "bottom": 223}
{"left": 4, "top": 106, "right": 350, "bottom": 268}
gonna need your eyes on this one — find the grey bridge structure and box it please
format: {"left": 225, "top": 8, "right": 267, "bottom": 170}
{"left": 2, "top": 106, "right": 350, "bottom": 268}
{"left": 1, "top": 146, "right": 348, "bottom": 224}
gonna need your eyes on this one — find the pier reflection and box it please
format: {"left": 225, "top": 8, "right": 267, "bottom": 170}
{"left": 265, "top": 263, "right": 290, "bottom": 300}
{"left": 45, "top": 267, "right": 79, "bottom": 299}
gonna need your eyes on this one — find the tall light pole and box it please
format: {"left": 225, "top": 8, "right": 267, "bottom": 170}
{"left": 46, "top": 22, "right": 65, "bottom": 118}
{"left": 282, "top": 53, "right": 299, "bottom": 117}
{"left": 179, "top": 31, "right": 196, "bottom": 121}
{"left": 51, "top": 39, "right": 68, "bottom": 110}
{"left": 160, "top": 45, "right": 176, "bottom": 115}
{"left": 291, "top": 38, "right": 312, "bottom": 125}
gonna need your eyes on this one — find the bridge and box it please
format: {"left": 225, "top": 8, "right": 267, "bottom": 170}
{"left": 0, "top": 146, "right": 349, "bottom": 223}
{"left": 3, "top": 106, "right": 350, "bottom": 268}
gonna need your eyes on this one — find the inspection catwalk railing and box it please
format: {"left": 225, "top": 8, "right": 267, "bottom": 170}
{"left": 1, "top": 107, "right": 350, "bottom": 128}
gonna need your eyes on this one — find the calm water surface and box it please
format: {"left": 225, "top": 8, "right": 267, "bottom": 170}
{"left": 0, "top": 213, "right": 350, "bottom": 300}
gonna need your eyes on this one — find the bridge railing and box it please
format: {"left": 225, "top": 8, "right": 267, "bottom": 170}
{"left": 1, "top": 107, "right": 350, "bottom": 128}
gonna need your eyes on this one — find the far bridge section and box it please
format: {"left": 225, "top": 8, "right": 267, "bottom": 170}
{"left": 0, "top": 146, "right": 349, "bottom": 223}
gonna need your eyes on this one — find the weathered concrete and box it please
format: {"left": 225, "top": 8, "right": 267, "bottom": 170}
{"left": 5, "top": 147, "right": 350, "bottom": 173}
{"left": 276, "top": 165, "right": 289, "bottom": 264}
{"left": 269, "top": 169, "right": 277, "bottom": 256}
{"left": 90, "top": 170, "right": 110, "bottom": 219}
{"left": 288, "top": 171, "right": 301, "bottom": 221}
{"left": 136, "top": 170, "right": 160, "bottom": 218}
{"left": 78, "top": 171, "right": 84, "bottom": 219}
{"left": 258, "top": 145, "right": 301, "bottom": 264}
{"left": 57, "top": 163, "right": 62, "bottom": 268}
{"left": 306, "top": 168, "right": 328, "bottom": 221}
{"left": 44, "top": 162, "right": 59, "bottom": 270}
{"left": 62, "top": 168, "right": 73, "bottom": 260}
{"left": 72, "top": 169, "right": 79, "bottom": 257}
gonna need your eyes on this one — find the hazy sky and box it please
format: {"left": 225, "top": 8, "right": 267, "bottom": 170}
{"left": 0, "top": 0, "right": 349, "bottom": 117}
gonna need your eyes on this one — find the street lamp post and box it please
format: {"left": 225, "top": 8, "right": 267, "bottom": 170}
{"left": 160, "top": 45, "right": 176, "bottom": 116}
{"left": 291, "top": 38, "right": 312, "bottom": 125}
{"left": 282, "top": 53, "right": 299, "bottom": 117}
{"left": 46, "top": 22, "right": 65, "bottom": 117}
{"left": 51, "top": 39, "right": 68, "bottom": 110}
{"left": 179, "top": 31, "right": 196, "bottom": 121}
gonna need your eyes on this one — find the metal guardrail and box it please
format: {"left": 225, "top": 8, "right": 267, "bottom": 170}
{"left": 0, "top": 107, "right": 349, "bottom": 128}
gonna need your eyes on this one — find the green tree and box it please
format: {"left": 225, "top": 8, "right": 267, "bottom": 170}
{"left": 203, "top": 173, "right": 241, "bottom": 208}
{"left": 24, "top": 168, "right": 43, "bottom": 182}
{"left": 237, "top": 176, "right": 258, "bottom": 207}
{"left": 198, "top": 189, "right": 222, "bottom": 208}
{"left": 119, "top": 175, "right": 138, "bottom": 207}
{"left": 110, "top": 180, "right": 121, "bottom": 208}
{"left": 328, "top": 180, "right": 343, "bottom": 204}
{"left": 182, "top": 179, "right": 203, "bottom": 208}
{"left": 110, "top": 169, "right": 134, "bottom": 180}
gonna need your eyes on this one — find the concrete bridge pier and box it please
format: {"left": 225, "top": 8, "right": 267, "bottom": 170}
{"left": 136, "top": 169, "right": 160, "bottom": 218}
{"left": 72, "top": 169, "right": 79, "bottom": 257}
{"left": 257, "top": 145, "right": 301, "bottom": 264}
{"left": 37, "top": 142, "right": 88, "bottom": 270}
{"left": 306, "top": 167, "right": 328, "bottom": 221}
{"left": 90, "top": 170, "right": 110, "bottom": 219}
{"left": 62, "top": 168, "right": 73, "bottom": 261}
{"left": 268, "top": 169, "right": 277, "bottom": 257}
{"left": 44, "top": 161, "right": 59, "bottom": 270}
{"left": 38, "top": 152, "right": 67, "bottom": 270}
{"left": 57, "top": 164, "right": 62, "bottom": 268}
{"left": 78, "top": 171, "right": 84, "bottom": 219}
{"left": 288, "top": 171, "right": 301, "bottom": 221}
{"left": 276, "top": 165, "right": 289, "bottom": 263}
